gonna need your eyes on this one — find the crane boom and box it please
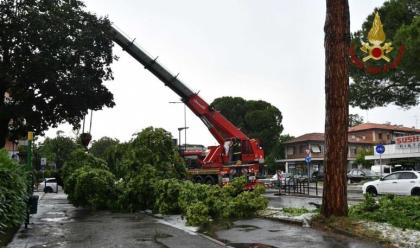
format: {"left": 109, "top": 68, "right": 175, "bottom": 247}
{"left": 109, "top": 26, "right": 264, "bottom": 168}
{"left": 109, "top": 26, "right": 249, "bottom": 144}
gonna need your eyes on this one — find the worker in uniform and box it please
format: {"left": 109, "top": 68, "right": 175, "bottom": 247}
{"left": 231, "top": 139, "right": 242, "bottom": 163}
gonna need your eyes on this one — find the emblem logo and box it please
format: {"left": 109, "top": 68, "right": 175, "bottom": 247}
{"left": 349, "top": 12, "right": 404, "bottom": 75}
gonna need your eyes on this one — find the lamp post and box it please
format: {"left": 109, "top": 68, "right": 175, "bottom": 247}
{"left": 178, "top": 127, "right": 189, "bottom": 154}
{"left": 169, "top": 101, "right": 188, "bottom": 151}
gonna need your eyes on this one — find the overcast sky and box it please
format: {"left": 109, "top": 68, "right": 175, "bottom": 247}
{"left": 45, "top": 0, "right": 420, "bottom": 146}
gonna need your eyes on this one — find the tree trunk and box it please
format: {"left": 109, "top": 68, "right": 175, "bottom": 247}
{"left": 0, "top": 83, "right": 9, "bottom": 148}
{"left": 321, "top": 0, "right": 350, "bottom": 217}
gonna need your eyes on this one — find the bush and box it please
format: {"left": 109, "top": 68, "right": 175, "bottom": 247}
{"left": 154, "top": 179, "right": 185, "bottom": 214}
{"left": 69, "top": 167, "right": 116, "bottom": 209}
{"left": 228, "top": 186, "right": 268, "bottom": 218}
{"left": 349, "top": 194, "right": 420, "bottom": 230}
{"left": 186, "top": 202, "right": 210, "bottom": 226}
{"left": 0, "top": 149, "right": 29, "bottom": 234}
{"left": 62, "top": 149, "right": 108, "bottom": 182}
{"left": 116, "top": 164, "right": 157, "bottom": 212}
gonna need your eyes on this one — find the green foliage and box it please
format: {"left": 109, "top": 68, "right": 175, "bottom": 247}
{"left": 153, "top": 179, "right": 185, "bottom": 214}
{"left": 38, "top": 136, "right": 79, "bottom": 169}
{"left": 282, "top": 207, "right": 310, "bottom": 216}
{"left": 265, "top": 134, "right": 294, "bottom": 174}
{"left": 349, "top": 194, "right": 420, "bottom": 230}
{"left": 127, "top": 127, "right": 186, "bottom": 179}
{"left": 350, "top": 0, "right": 420, "bottom": 109}
{"left": 186, "top": 202, "right": 210, "bottom": 226}
{"left": 353, "top": 148, "right": 374, "bottom": 168}
{"left": 228, "top": 188, "right": 268, "bottom": 218}
{"left": 348, "top": 114, "right": 364, "bottom": 127}
{"left": 70, "top": 167, "right": 116, "bottom": 210}
{"left": 210, "top": 97, "right": 283, "bottom": 154}
{"left": 0, "top": 0, "right": 115, "bottom": 146}
{"left": 0, "top": 149, "right": 29, "bottom": 233}
{"left": 222, "top": 176, "right": 247, "bottom": 197}
{"left": 116, "top": 164, "right": 157, "bottom": 212}
{"left": 62, "top": 149, "right": 108, "bottom": 182}
{"left": 59, "top": 128, "right": 267, "bottom": 227}
{"left": 89, "top": 137, "right": 119, "bottom": 160}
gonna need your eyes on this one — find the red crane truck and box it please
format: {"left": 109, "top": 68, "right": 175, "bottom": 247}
{"left": 109, "top": 26, "right": 265, "bottom": 188}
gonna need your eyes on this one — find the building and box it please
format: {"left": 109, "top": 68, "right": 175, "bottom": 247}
{"left": 348, "top": 123, "right": 420, "bottom": 145}
{"left": 280, "top": 123, "right": 420, "bottom": 176}
{"left": 366, "top": 134, "right": 420, "bottom": 170}
{"left": 4, "top": 139, "right": 19, "bottom": 158}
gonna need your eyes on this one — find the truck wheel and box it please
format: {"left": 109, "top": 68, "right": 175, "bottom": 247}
{"left": 44, "top": 187, "right": 53, "bottom": 193}
{"left": 411, "top": 188, "right": 420, "bottom": 196}
{"left": 194, "top": 176, "right": 203, "bottom": 184}
{"left": 204, "top": 176, "right": 215, "bottom": 185}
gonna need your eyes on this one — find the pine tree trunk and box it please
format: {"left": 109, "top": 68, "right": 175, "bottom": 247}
{"left": 321, "top": 0, "right": 350, "bottom": 217}
{"left": 0, "top": 83, "right": 10, "bottom": 148}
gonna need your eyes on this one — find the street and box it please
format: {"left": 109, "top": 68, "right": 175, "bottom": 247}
{"left": 7, "top": 187, "right": 387, "bottom": 248}
{"left": 8, "top": 192, "right": 223, "bottom": 248}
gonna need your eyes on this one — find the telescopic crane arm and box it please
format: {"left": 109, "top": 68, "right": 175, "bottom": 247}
{"left": 109, "top": 26, "right": 249, "bottom": 145}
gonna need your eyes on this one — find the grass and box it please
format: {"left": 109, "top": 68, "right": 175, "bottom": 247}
{"left": 311, "top": 215, "right": 395, "bottom": 247}
{"left": 282, "top": 208, "right": 310, "bottom": 216}
{"left": 349, "top": 194, "right": 420, "bottom": 231}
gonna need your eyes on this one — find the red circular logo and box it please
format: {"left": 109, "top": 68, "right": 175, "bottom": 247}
{"left": 371, "top": 47, "right": 382, "bottom": 58}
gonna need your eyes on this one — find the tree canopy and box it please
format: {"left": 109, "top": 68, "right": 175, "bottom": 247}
{"left": 0, "top": 0, "right": 115, "bottom": 147}
{"left": 210, "top": 96, "right": 283, "bottom": 155}
{"left": 38, "top": 135, "right": 80, "bottom": 169}
{"left": 348, "top": 113, "right": 364, "bottom": 127}
{"left": 349, "top": 0, "right": 420, "bottom": 109}
{"left": 89, "top": 136, "right": 119, "bottom": 160}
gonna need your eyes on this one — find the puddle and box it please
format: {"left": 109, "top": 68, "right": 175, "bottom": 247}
{"left": 229, "top": 243, "right": 276, "bottom": 248}
{"left": 40, "top": 217, "right": 72, "bottom": 222}
{"left": 214, "top": 218, "right": 382, "bottom": 248}
{"left": 233, "top": 225, "right": 260, "bottom": 232}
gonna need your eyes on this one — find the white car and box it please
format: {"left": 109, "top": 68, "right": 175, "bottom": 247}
{"left": 362, "top": 171, "right": 420, "bottom": 196}
{"left": 38, "top": 178, "right": 58, "bottom": 193}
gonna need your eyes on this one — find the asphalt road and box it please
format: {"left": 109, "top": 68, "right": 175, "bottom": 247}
{"left": 8, "top": 192, "right": 223, "bottom": 248}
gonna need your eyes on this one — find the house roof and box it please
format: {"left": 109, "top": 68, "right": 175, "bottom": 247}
{"left": 349, "top": 123, "right": 420, "bottom": 133}
{"left": 285, "top": 132, "right": 374, "bottom": 145}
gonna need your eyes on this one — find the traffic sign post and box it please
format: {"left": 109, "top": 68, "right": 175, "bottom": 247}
{"left": 376, "top": 144, "right": 385, "bottom": 177}
{"left": 305, "top": 153, "right": 312, "bottom": 195}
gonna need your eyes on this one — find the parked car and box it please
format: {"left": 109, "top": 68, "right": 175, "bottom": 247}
{"left": 257, "top": 173, "right": 295, "bottom": 188}
{"left": 362, "top": 171, "right": 420, "bottom": 196}
{"left": 347, "top": 169, "right": 378, "bottom": 183}
{"left": 38, "top": 178, "right": 58, "bottom": 193}
{"left": 311, "top": 171, "right": 324, "bottom": 181}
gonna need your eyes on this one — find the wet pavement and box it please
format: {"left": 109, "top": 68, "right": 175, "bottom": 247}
{"left": 8, "top": 192, "right": 223, "bottom": 248}
{"left": 214, "top": 218, "right": 383, "bottom": 248}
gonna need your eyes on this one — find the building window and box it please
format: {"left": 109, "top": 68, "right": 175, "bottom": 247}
{"left": 287, "top": 146, "right": 295, "bottom": 156}
{"left": 299, "top": 145, "right": 308, "bottom": 154}
{"left": 311, "top": 144, "right": 321, "bottom": 153}
{"left": 378, "top": 133, "right": 383, "bottom": 139}
{"left": 387, "top": 134, "right": 390, "bottom": 140}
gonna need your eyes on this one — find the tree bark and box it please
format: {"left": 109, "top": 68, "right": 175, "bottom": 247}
{"left": 321, "top": 0, "right": 350, "bottom": 217}
{"left": 0, "top": 81, "right": 10, "bottom": 148}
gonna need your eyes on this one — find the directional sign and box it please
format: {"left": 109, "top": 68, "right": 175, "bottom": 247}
{"left": 376, "top": 144, "right": 385, "bottom": 154}
{"left": 305, "top": 155, "right": 312, "bottom": 164}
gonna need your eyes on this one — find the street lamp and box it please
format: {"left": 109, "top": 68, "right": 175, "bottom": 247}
{"left": 169, "top": 101, "right": 188, "bottom": 152}
{"left": 178, "top": 127, "right": 189, "bottom": 153}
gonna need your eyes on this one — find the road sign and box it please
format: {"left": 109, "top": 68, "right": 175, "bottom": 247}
{"left": 305, "top": 155, "right": 312, "bottom": 164}
{"left": 376, "top": 144, "right": 385, "bottom": 154}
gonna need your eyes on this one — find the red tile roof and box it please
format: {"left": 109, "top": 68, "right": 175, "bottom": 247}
{"left": 348, "top": 123, "right": 420, "bottom": 133}
{"left": 286, "top": 132, "right": 374, "bottom": 144}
